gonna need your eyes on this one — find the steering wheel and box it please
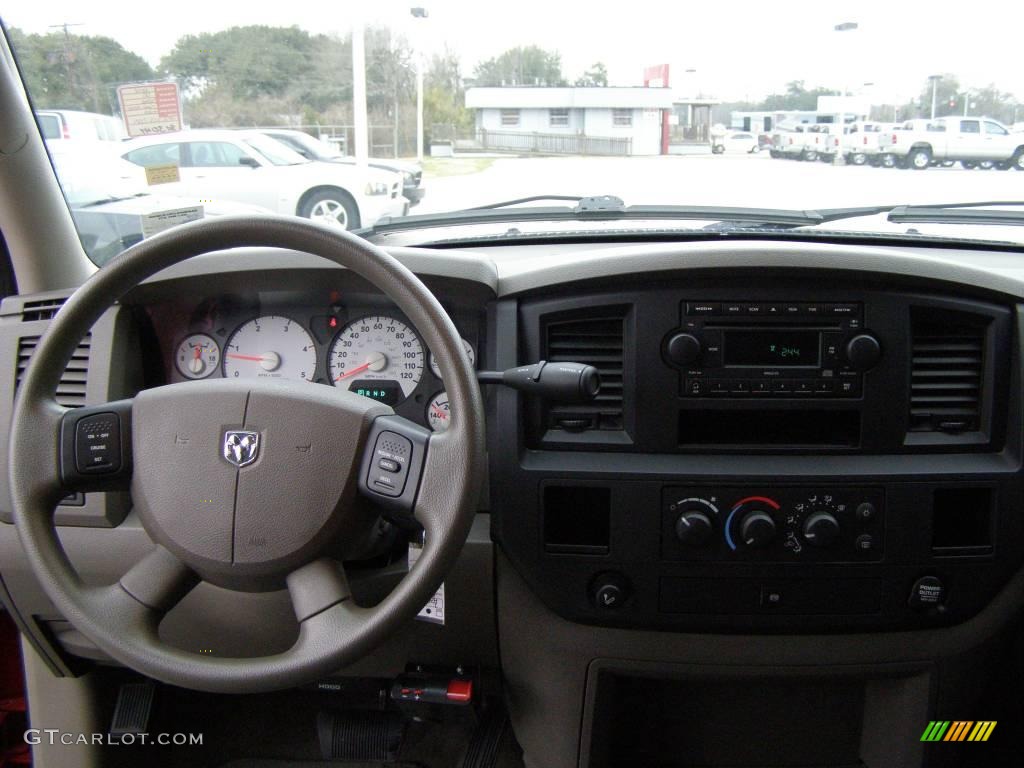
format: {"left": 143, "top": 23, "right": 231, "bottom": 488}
{"left": 8, "top": 216, "right": 485, "bottom": 693}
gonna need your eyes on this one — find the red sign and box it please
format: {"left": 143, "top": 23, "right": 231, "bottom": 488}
{"left": 117, "top": 82, "right": 182, "bottom": 137}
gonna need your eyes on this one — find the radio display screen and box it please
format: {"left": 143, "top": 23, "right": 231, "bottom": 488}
{"left": 724, "top": 330, "right": 820, "bottom": 367}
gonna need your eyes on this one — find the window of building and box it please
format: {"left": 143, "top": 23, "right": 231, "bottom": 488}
{"left": 612, "top": 108, "right": 633, "bottom": 127}
{"left": 549, "top": 108, "right": 569, "bottom": 127}
{"left": 500, "top": 109, "right": 520, "bottom": 127}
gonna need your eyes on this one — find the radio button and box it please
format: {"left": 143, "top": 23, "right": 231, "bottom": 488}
{"left": 795, "top": 381, "right": 814, "bottom": 396}
{"left": 686, "top": 302, "right": 720, "bottom": 316}
{"left": 685, "top": 379, "right": 706, "bottom": 396}
{"left": 815, "top": 380, "right": 835, "bottom": 394}
{"left": 837, "top": 379, "right": 861, "bottom": 396}
{"left": 729, "top": 381, "right": 750, "bottom": 395}
{"left": 745, "top": 303, "right": 765, "bottom": 315}
{"left": 764, "top": 304, "right": 783, "bottom": 316}
{"left": 710, "top": 381, "right": 729, "bottom": 395}
{"left": 782, "top": 304, "right": 802, "bottom": 316}
{"left": 751, "top": 381, "right": 771, "bottom": 395}
{"left": 802, "top": 303, "right": 824, "bottom": 316}
{"left": 772, "top": 380, "right": 793, "bottom": 394}
{"left": 826, "top": 303, "right": 859, "bottom": 316}
{"left": 723, "top": 303, "right": 744, "bottom": 315}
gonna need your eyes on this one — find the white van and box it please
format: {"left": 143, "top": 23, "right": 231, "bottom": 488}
{"left": 35, "top": 109, "right": 126, "bottom": 142}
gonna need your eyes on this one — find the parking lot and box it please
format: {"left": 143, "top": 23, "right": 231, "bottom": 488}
{"left": 417, "top": 153, "right": 1022, "bottom": 215}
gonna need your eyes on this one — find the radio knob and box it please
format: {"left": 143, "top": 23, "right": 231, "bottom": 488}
{"left": 667, "top": 333, "right": 702, "bottom": 366}
{"left": 845, "top": 334, "right": 881, "bottom": 371}
{"left": 802, "top": 512, "right": 840, "bottom": 547}
{"left": 739, "top": 511, "right": 776, "bottom": 548}
{"left": 675, "top": 511, "right": 713, "bottom": 545}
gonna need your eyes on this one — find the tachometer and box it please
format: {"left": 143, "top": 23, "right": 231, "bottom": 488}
{"left": 223, "top": 315, "right": 317, "bottom": 381}
{"left": 429, "top": 338, "right": 475, "bottom": 379}
{"left": 329, "top": 315, "right": 423, "bottom": 401}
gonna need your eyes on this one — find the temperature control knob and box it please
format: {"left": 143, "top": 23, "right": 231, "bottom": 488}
{"left": 739, "top": 511, "right": 776, "bottom": 548}
{"left": 667, "top": 333, "right": 702, "bottom": 366}
{"left": 675, "top": 511, "right": 713, "bottom": 545}
{"left": 845, "top": 334, "right": 881, "bottom": 371}
{"left": 802, "top": 512, "right": 840, "bottom": 547}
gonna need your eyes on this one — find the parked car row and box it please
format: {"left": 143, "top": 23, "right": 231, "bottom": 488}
{"left": 35, "top": 111, "right": 426, "bottom": 240}
{"left": 768, "top": 117, "right": 1024, "bottom": 170}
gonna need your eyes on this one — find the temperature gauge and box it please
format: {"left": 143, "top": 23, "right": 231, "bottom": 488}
{"left": 175, "top": 333, "right": 220, "bottom": 379}
{"left": 426, "top": 391, "right": 451, "bottom": 433}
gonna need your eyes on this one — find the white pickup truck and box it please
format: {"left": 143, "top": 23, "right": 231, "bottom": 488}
{"left": 880, "top": 116, "right": 1024, "bottom": 170}
{"left": 839, "top": 122, "right": 894, "bottom": 166}
{"left": 769, "top": 124, "right": 831, "bottom": 161}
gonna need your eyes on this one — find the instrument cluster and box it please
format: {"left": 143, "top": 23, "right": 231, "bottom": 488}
{"left": 162, "top": 297, "right": 478, "bottom": 433}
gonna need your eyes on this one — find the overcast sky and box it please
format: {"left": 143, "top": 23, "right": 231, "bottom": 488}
{"left": 5, "top": 0, "right": 1023, "bottom": 105}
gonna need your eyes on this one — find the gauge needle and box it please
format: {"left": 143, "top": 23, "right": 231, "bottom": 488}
{"left": 431, "top": 404, "right": 448, "bottom": 418}
{"left": 335, "top": 351, "right": 387, "bottom": 381}
{"left": 226, "top": 351, "right": 281, "bottom": 372}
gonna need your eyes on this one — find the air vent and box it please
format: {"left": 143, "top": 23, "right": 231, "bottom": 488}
{"left": 545, "top": 315, "right": 624, "bottom": 431}
{"left": 21, "top": 297, "right": 66, "bottom": 322}
{"left": 909, "top": 320, "right": 984, "bottom": 434}
{"left": 15, "top": 335, "right": 91, "bottom": 408}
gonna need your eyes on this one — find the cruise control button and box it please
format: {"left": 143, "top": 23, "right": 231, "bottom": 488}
{"left": 75, "top": 413, "right": 121, "bottom": 473}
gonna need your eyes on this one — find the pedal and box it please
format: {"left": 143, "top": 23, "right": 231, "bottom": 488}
{"left": 317, "top": 709, "right": 406, "bottom": 762}
{"left": 109, "top": 680, "right": 155, "bottom": 737}
{"left": 461, "top": 704, "right": 511, "bottom": 768}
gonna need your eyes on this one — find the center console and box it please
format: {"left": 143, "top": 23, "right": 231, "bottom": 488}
{"left": 488, "top": 270, "right": 1022, "bottom": 633}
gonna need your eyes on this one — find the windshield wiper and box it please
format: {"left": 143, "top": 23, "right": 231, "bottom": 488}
{"left": 357, "top": 195, "right": 830, "bottom": 236}
{"left": 356, "top": 197, "right": 1024, "bottom": 239}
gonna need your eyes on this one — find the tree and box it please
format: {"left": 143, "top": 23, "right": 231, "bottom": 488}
{"left": 917, "top": 74, "right": 961, "bottom": 118}
{"left": 575, "top": 62, "right": 608, "bottom": 87}
{"left": 424, "top": 48, "right": 473, "bottom": 142}
{"left": 761, "top": 80, "right": 838, "bottom": 112}
{"left": 7, "top": 27, "right": 154, "bottom": 113}
{"left": 472, "top": 45, "right": 565, "bottom": 86}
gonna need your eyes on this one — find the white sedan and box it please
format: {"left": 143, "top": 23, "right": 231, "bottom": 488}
{"left": 120, "top": 129, "right": 407, "bottom": 229}
{"left": 712, "top": 131, "right": 761, "bottom": 154}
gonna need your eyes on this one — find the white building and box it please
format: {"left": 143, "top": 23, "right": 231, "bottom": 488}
{"left": 464, "top": 87, "right": 676, "bottom": 156}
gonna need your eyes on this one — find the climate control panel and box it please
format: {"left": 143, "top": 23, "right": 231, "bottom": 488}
{"left": 662, "top": 487, "right": 884, "bottom": 563}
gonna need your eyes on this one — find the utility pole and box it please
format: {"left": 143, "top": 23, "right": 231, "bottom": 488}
{"left": 411, "top": 7, "right": 428, "bottom": 163}
{"left": 49, "top": 22, "right": 84, "bottom": 107}
{"left": 929, "top": 74, "right": 942, "bottom": 119}
{"left": 352, "top": 17, "right": 369, "bottom": 167}
{"left": 832, "top": 22, "right": 858, "bottom": 166}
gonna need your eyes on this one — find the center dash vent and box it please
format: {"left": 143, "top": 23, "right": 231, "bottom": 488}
{"left": 15, "top": 335, "right": 91, "bottom": 408}
{"left": 544, "top": 314, "right": 625, "bottom": 431}
{"left": 909, "top": 317, "right": 985, "bottom": 434}
{"left": 21, "top": 297, "right": 67, "bottom": 322}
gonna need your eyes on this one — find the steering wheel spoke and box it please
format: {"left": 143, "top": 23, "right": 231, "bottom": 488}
{"left": 287, "top": 558, "right": 352, "bottom": 623}
{"left": 357, "top": 414, "right": 432, "bottom": 518}
{"left": 118, "top": 545, "right": 200, "bottom": 613}
{"left": 58, "top": 399, "right": 134, "bottom": 493}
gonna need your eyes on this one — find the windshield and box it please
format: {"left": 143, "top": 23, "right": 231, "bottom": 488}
{"left": 4, "top": 4, "right": 1024, "bottom": 261}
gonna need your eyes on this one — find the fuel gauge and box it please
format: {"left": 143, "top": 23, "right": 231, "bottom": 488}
{"left": 175, "top": 333, "right": 220, "bottom": 379}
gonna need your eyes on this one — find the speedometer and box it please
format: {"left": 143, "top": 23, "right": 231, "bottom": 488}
{"left": 329, "top": 315, "right": 424, "bottom": 402}
{"left": 223, "top": 315, "right": 317, "bottom": 381}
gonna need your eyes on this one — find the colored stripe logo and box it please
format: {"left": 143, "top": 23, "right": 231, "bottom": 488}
{"left": 921, "top": 721, "right": 996, "bottom": 742}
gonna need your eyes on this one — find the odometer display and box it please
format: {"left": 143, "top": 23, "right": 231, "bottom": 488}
{"left": 329, "top": 315, "right": 423, "bottom": 400}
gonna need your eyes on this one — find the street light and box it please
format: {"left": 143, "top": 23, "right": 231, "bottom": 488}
{"left": 928, "top": 74, "right": 942, "bottom": 119}
{"left": 411, "top": 7, "right": 428, "bottom": 163}
{"left": 832, "top": 22, "right": 858, "bottom": 165}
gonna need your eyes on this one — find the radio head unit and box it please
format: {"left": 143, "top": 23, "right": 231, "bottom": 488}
{"left": 664, "top": 301, "right": 881, "bottom": 398}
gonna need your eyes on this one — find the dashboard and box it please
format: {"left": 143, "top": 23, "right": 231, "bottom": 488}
{"left": 3, "top": 238, "right": 1024, "bottom": 768}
